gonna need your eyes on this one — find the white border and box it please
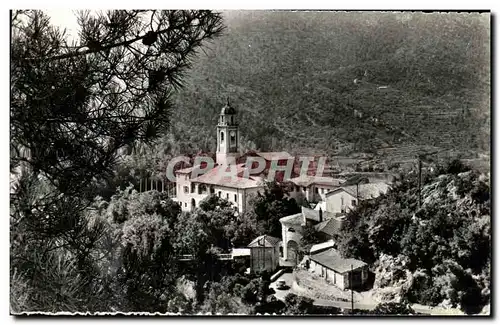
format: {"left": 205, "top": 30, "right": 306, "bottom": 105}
{"left": 2, "top": 1, "right": 497, "bottom": 325}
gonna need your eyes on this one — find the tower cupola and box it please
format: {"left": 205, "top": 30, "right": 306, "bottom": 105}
{"left": 216, "top": 98, "right": 240, "bottom": 165}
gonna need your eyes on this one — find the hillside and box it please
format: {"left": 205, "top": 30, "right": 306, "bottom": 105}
{"left": 162, "top": 11, "right": 489, "bottom": 163}
{"left": 338, "top": 161, "right": 491, "bottom": 314}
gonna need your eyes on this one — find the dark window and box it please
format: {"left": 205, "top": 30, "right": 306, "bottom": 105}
{"left": 183, "top": 186, "right": 189, "bottom": 194}
{"left": 234, "top": 194, "right": 238, "bottom": 202}
{"left": 352, "top": 200, "right": 357, "bottom": 206}
{"left": 303, "top": 187, "right": 306, "bottom": 191}
{"left": 315, "top": 188, "right": 319, "bottom": 194}
{"left": 288, "top": 228, "right": 295, "bottom": 233}
{"left": 220, "top": 131, "right": 224, "bottom": 142}
{"left": 218, "top": 191, "right": 221, "bottom": 197}
{"left": 226, "top": 193, "right": 229, "bottom": 200}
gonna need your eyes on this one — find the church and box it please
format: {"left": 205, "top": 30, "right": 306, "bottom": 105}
{"left": 173, "top": 101, "right": 362, "bottom": 214}
{"left": 174, "top": 101, "right": 294, "bottom": 213}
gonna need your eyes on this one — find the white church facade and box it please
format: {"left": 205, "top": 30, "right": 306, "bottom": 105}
{"left": 174, "top": 101, "right": 292, "bottom": 213}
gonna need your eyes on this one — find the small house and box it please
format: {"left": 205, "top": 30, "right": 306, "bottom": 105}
{"left": 325, "top": 182, "right": 390, "bottom": 214}
{"left": 307, "top": 247, "right": 368, "bottom": 290}
{"left": 247, "top": 235, "right": 281, "bottom": 273}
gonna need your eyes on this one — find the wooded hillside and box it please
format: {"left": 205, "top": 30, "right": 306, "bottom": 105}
{"left": 164, "top": 11, "right": 490, "bottom": 159}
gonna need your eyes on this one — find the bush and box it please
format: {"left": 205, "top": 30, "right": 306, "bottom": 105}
{"left": 373, "top": 302, "right": 415, "bottom": 315}
{"left": 283, "top": 293, "right": 314, "bottom": 315}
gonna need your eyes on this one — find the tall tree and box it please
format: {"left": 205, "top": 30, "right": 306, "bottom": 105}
{"left": 249, "top": 181, "right": 300, "bottom": 238}
{"left": 10, "top": 10, "right": 223, "bottom": 313}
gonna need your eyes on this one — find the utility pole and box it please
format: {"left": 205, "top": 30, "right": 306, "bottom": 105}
{"left": 263, "top": 234, "right": 266, "bottom": 272}
{"left": 417, "top": 157, "right": 422, "bottom": 209}
{"left": 350, "top": 264, "right": 354, "bottom": 314}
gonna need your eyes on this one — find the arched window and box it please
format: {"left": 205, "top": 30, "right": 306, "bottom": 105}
{"left": 288, "top": 228, "right": 296, "bottom": 233}
{"left": 220, "top": 131, "right": 224, "bottom": 143}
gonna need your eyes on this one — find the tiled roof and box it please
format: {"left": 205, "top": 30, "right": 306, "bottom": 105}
{"left": 247, "top": 235, "right": 281, "bottom": 248}
{"left": 309, "top": 248, "right": 367, "bottom": 274}
{"left": 190, "top": 164, "right": 264, "bottom": 189}
{"left": 314, "top": 217, "right": 345, "bottom": 236}
{"left": 288, "top": 176, "right": 345, "bottom": 187}
{"left": 326, "top": 182, "right": 390, "bottom": 200}
{"left": 255, "top": 151, "right": 293, "bottom": 161}
{"left": 310, "top": 240, "right": 336, "bottom": 254}
{"left": 279, "top": 213, "right": 303, "bottom": 226}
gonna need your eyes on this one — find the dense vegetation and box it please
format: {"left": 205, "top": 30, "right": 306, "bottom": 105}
{"left": 337, "top": 160, "right": 491, "bottom": 314}
{"left": 10, "top": 10, "right": 225, "bottom": 313}
{"left": 150, "top": 11, "right": 490, "bottom": 161}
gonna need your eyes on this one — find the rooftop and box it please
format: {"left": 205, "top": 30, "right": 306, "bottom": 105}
{"left": 314, "top": 216, "right": 345, "bottom": 237}
{"left": 288, "top": 175, "right": 345, "bottom": 187}
{"left": 326, "top": 182, "right": 391, "bottom": 200}
{"left": 279, "top": 213, "right": 303, "bottom": 226}
{"left": 310, "top": 240, "right": 336, "bottom": 255}
{"left": 247, "top": 235, "right": 281, "bottom": 248}
{"left": 309, "top": 248, "right": 367, "bottom": 274}
{"left": 255, "top": 151, "right": 293, "bottom": 161}
{"left": 220, "top": 102, "right": 236, "bottom": 115}
{"left": 279, "top": 206, "right": 345, "bottom": 228}
{"left": 190, "top": 164, "right": 263, "bottom": 189}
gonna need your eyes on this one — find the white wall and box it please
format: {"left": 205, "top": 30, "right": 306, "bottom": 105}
{"left": 281, "top": 221, "right": 304, "bottom": 262}
{"left": 309, "top": 260, "right": 346, "bottom": 290}
{"left": 325, "top": 190, "right": 357, "bottom": 214}
{"left": 176, "top": 179, "right": 263, "bottom": 214}
{"left": 289, "top": 184, "right": 341, "bottom": 203}
{"left": 176, "top": 173, "right": 192, "bottom": 211}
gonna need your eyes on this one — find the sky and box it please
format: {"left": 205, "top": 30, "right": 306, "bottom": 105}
{"left": 44, "top": 9, "right": 80, "bottom": 40}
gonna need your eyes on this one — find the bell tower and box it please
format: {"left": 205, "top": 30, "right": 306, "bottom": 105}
{"left": 216, "top": 99, "right": 240, "bottom": 166}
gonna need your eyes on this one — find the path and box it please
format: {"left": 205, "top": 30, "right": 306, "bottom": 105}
{"left": 269, "top": 272, "right": 464, "bottom": 315}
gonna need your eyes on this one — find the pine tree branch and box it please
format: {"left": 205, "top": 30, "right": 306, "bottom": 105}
{"left": 21, "top": 27, "right": 171, "bottom": 62}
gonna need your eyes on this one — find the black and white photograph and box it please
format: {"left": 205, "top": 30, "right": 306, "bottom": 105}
{"left": 9, "top": 9, "right": 491, "bottom": 316}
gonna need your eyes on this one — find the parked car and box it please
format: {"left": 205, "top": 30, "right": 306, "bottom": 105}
{"left": 276, "top": 279, "right": 287, "bottom": 290}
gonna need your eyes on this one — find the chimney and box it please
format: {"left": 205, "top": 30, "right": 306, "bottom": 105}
{"left": 319, "top": 208, "right": 323, "bottom": 222}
